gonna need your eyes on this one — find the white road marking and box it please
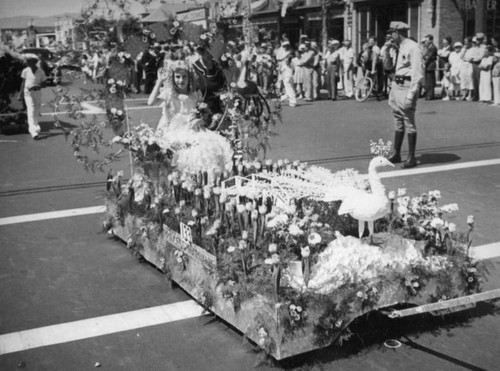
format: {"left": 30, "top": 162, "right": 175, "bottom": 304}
{"left": 378, "top": 158, "right": 500, "bottom": 178}
{"left": 0, "top": 300, "right": 205, "bottom": 355}
{"left": 40, "top": 104, "right": 160, "bottom": 116}
{"left": 470, "top": 242, "right": 500, "bottom": 260}
{"left": 0, "top": 140, "right": 19, "bottom": 143}
{"left": 80, "top": 101, "right": 105, "bottom": 114}
{"left": 43, "top": 97, "right": 148, "bottom": 106}
{"left": 0, "top": 206, "right": 105, "bottom": 226}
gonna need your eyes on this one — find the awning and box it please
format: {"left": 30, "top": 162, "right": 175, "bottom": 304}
{"left": 141, "top": 3, "right": 191, "bottom": 23}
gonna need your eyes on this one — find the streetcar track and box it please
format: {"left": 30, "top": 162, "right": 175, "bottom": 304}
{"left": 1, "top": 142, "right": 500, "bottom": 198}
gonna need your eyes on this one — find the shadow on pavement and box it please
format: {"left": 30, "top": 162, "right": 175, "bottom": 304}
{"left": 276, "top": 301, "right": 500, "bottom": 370}
{"left": 40, "top": 120, "right": 77, "bottom": 132}
{"left": 418, "top": 152, "right": 461, "bottom": 165}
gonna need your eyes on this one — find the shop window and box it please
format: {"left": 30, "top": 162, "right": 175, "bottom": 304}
{"left": 409, "top": 2, "right": 419, "bottom": 39}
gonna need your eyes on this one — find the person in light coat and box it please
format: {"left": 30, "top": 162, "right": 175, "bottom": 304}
{"left": 18, "top": 54, "right": 47, "bottom": 139}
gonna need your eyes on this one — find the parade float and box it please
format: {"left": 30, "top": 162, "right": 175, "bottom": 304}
{"left": 53, "top": 14, "right": 499, "bottom": 361}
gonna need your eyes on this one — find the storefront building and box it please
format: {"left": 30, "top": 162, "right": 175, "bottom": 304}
{"left": 212, "top": 0, "right": 499, "bottom": 51}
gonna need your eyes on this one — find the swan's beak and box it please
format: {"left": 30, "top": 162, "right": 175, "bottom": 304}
{"left": 388, "top": 162, "right": 395, "bottom": 167}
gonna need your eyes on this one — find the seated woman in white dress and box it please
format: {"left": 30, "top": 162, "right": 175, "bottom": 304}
{"left": 147, "top": 58, "right": 233, "bottom": 178}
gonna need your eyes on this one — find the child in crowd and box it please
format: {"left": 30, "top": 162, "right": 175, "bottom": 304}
{"left": 281, "top": 54, "right": 297, "bottom": 107}
{"left": 441, "top": 63, "right": 452, "bottom": 101}
{"left": 293, "top": 48, "right": 305, "bottom": 99}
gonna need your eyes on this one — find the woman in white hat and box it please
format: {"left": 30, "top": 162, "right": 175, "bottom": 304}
{"left": 459, "top": 37, "right": 474, "bottom": 100}
{"left": 18, "top": 54, "right": 47, "bottom": 139}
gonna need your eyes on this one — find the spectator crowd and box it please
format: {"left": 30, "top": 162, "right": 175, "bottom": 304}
{"left": 78, "top": 30, "right": 500, "bottom": 107}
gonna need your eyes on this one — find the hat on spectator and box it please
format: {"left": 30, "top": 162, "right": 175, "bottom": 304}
{"left": 388, "top": 21, "right": 409, "bottom": 31}
{"left": 298, "top": 44, "right": 306, "bottom": 51}
{"left": 227, "top": 40, "right": 236, "bottom": 47}
{"left": 23, "top": 53, "right": 39, "bottom": 61}
{"left": 281, "top": 40, "right": 290, "bottom": 47}
{"left": 330, "top": 39, "right": 340, "bottom": 45}
{"left": 343, "top": 39, "right": 352, "bottom": 44}
{"left": 311, "top": 41, "right": 318, "bottom": 48}
{"left": 472, "top": 36, "right": 478, "bottom": 43}
{"left": 476, "top": 32, "right": 485, "bottom": 39}
{"left": 453, "top": 41, "right": 463, "bottom": 47}
{"left": 304, "top": 40, "right": 311, "bottom": 45}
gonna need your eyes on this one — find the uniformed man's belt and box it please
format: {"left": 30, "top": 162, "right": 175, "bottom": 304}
{"left": 394, "top": 75, "right": 411, "bottom": 84}
{"left": 28, "top": 86, "right": 41, "bottom": 91}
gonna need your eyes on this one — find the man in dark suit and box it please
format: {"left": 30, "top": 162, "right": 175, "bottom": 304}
{"left": 423, "top": 34, "right": 438, "bottom": 100}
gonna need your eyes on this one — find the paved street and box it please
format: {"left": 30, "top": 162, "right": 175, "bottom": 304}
{"left": 1, "top": 76, "right": 500, "bottom": 370}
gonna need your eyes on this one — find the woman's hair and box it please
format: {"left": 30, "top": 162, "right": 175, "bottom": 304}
{"left": 166, "top": 58, "right": 194, "bottom": 95}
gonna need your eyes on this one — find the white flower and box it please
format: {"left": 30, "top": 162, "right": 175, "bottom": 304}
{"left": 388, "top": 191, "right": 395, "bottom": 200}
{"left": 111, "top": 135, "right": 121, "bottom": 143}
{"left": 109, "top": 87, "right": 117, "bottom": 94}
{"left": 467, "top": 215, "right": 475, "bottom": 226}
{"left": 238, "top": 240, "right": 247, "bottom": 250}
{"left": 117, "top": 110, "right": 123, "bottom": 116}
{"left": 227, "top": 246, "right": 236, "bottom": 253}
{"left": 107, "top": 78, "right": 115, "bottom": 84}
{"left": 428, "top": 190, "right": 441, "bottom": 199}
{"left": 268, "top": 243, "right": 277, "bottom": 253}
{"left": 447, "top": 222, "right": 456, "bottom": 232}
{"left": 440, "top": 203, "right": 459, "bottom": 213}
{"left": 288, "top": 224, "right": 303, "bottom": 236}
{"left": 241, "top": 230, "right": 248, "bottom": 240}
{"left": 397, "top": 196, "right": 410, "bottom": 207}
{"left": 259, "top": 205, "right": 267, "bottom": 215}
{"left": 356, "top": 291, "right": 364, "bottom": 298}
{"left": 430, "top": 218, "right": 444, "bottom": 228}
{"left": 116, "top": 80, "right": 124, "bottom": 86}
{"left": 301, "top": 246, "right": 310, "bottom": 258}
{"left": 110, "top": 107, "right": 117, "bottom": 114}
{"left": 397, "top": 188, "right": 407, "bottom": 196}
{"left": 265, "top": 254, "right": 280, "bottom": 265}
{"left": 308, "top": 233, "right": 322, "bottom": 246}
{"left": 187, "top": 220, "right": 196, "bottom": 226}
{"left": 173, "top": 21, "right": 180, "bottom": 27}
{"left": 397, "top": 206, "right": 408, "bottom": 215}
{"left": 191, "top": 209, "right": 198, "bottom": 218}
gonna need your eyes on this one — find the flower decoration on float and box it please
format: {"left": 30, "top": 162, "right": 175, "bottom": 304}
{"left": 370, "top": 138, "right": 393, "bottom": 157}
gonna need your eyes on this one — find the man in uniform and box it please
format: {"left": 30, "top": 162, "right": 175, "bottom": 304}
{"left": 387, "top": 21, "right": 424, "bottom": 169}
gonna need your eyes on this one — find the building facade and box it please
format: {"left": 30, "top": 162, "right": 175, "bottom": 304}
{"left": 210, "top": 0, "right": 499, "bottom": 52}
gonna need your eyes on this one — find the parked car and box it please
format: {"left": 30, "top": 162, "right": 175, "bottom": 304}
{"left": 20, "top": 48, "right": 61, "bottom": 85}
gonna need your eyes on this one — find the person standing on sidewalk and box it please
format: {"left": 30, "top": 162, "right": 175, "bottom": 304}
{"left": 299, "top": 41, "right": 316, "bottom": 101}
{"left": 341, "top": 40, "right": 355, "bottom": 98}
{"left": 423, "top": 34, "right": 438, "bottom": 100}
{"left": 387, "top": 21, "right": 423, "bottom": 169}
{"left": 18, "top": 54, "right": 46, "bottom": 140}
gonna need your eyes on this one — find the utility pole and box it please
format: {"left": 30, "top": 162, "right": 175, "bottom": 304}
{"left": 321, "top": 0, "right": 328, "bottom": 53}
{"left": 243, "top": 0, "right": 254, "bottom": 47}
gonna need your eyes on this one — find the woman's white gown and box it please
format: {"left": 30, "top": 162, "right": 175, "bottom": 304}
{"left": 156, "top": 90, "right": 233, "bottom": 176}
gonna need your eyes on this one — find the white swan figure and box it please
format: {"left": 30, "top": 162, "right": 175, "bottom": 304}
{"left": 324, "top": 156, "right": 394, "bottom": 243}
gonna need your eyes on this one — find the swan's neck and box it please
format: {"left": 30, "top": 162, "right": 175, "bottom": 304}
{"left": 237, "top": 63, "right": 247, "bottom": 88}
{"left": 368, "top": 166, "right": 386, "bottom": 195}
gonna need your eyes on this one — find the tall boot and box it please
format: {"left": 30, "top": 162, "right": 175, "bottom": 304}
{"left": 388, "top": 131, "right": 404, "bottom": 163}
{"left": 402, "top": 133, "right": 417, "bottom": 168}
